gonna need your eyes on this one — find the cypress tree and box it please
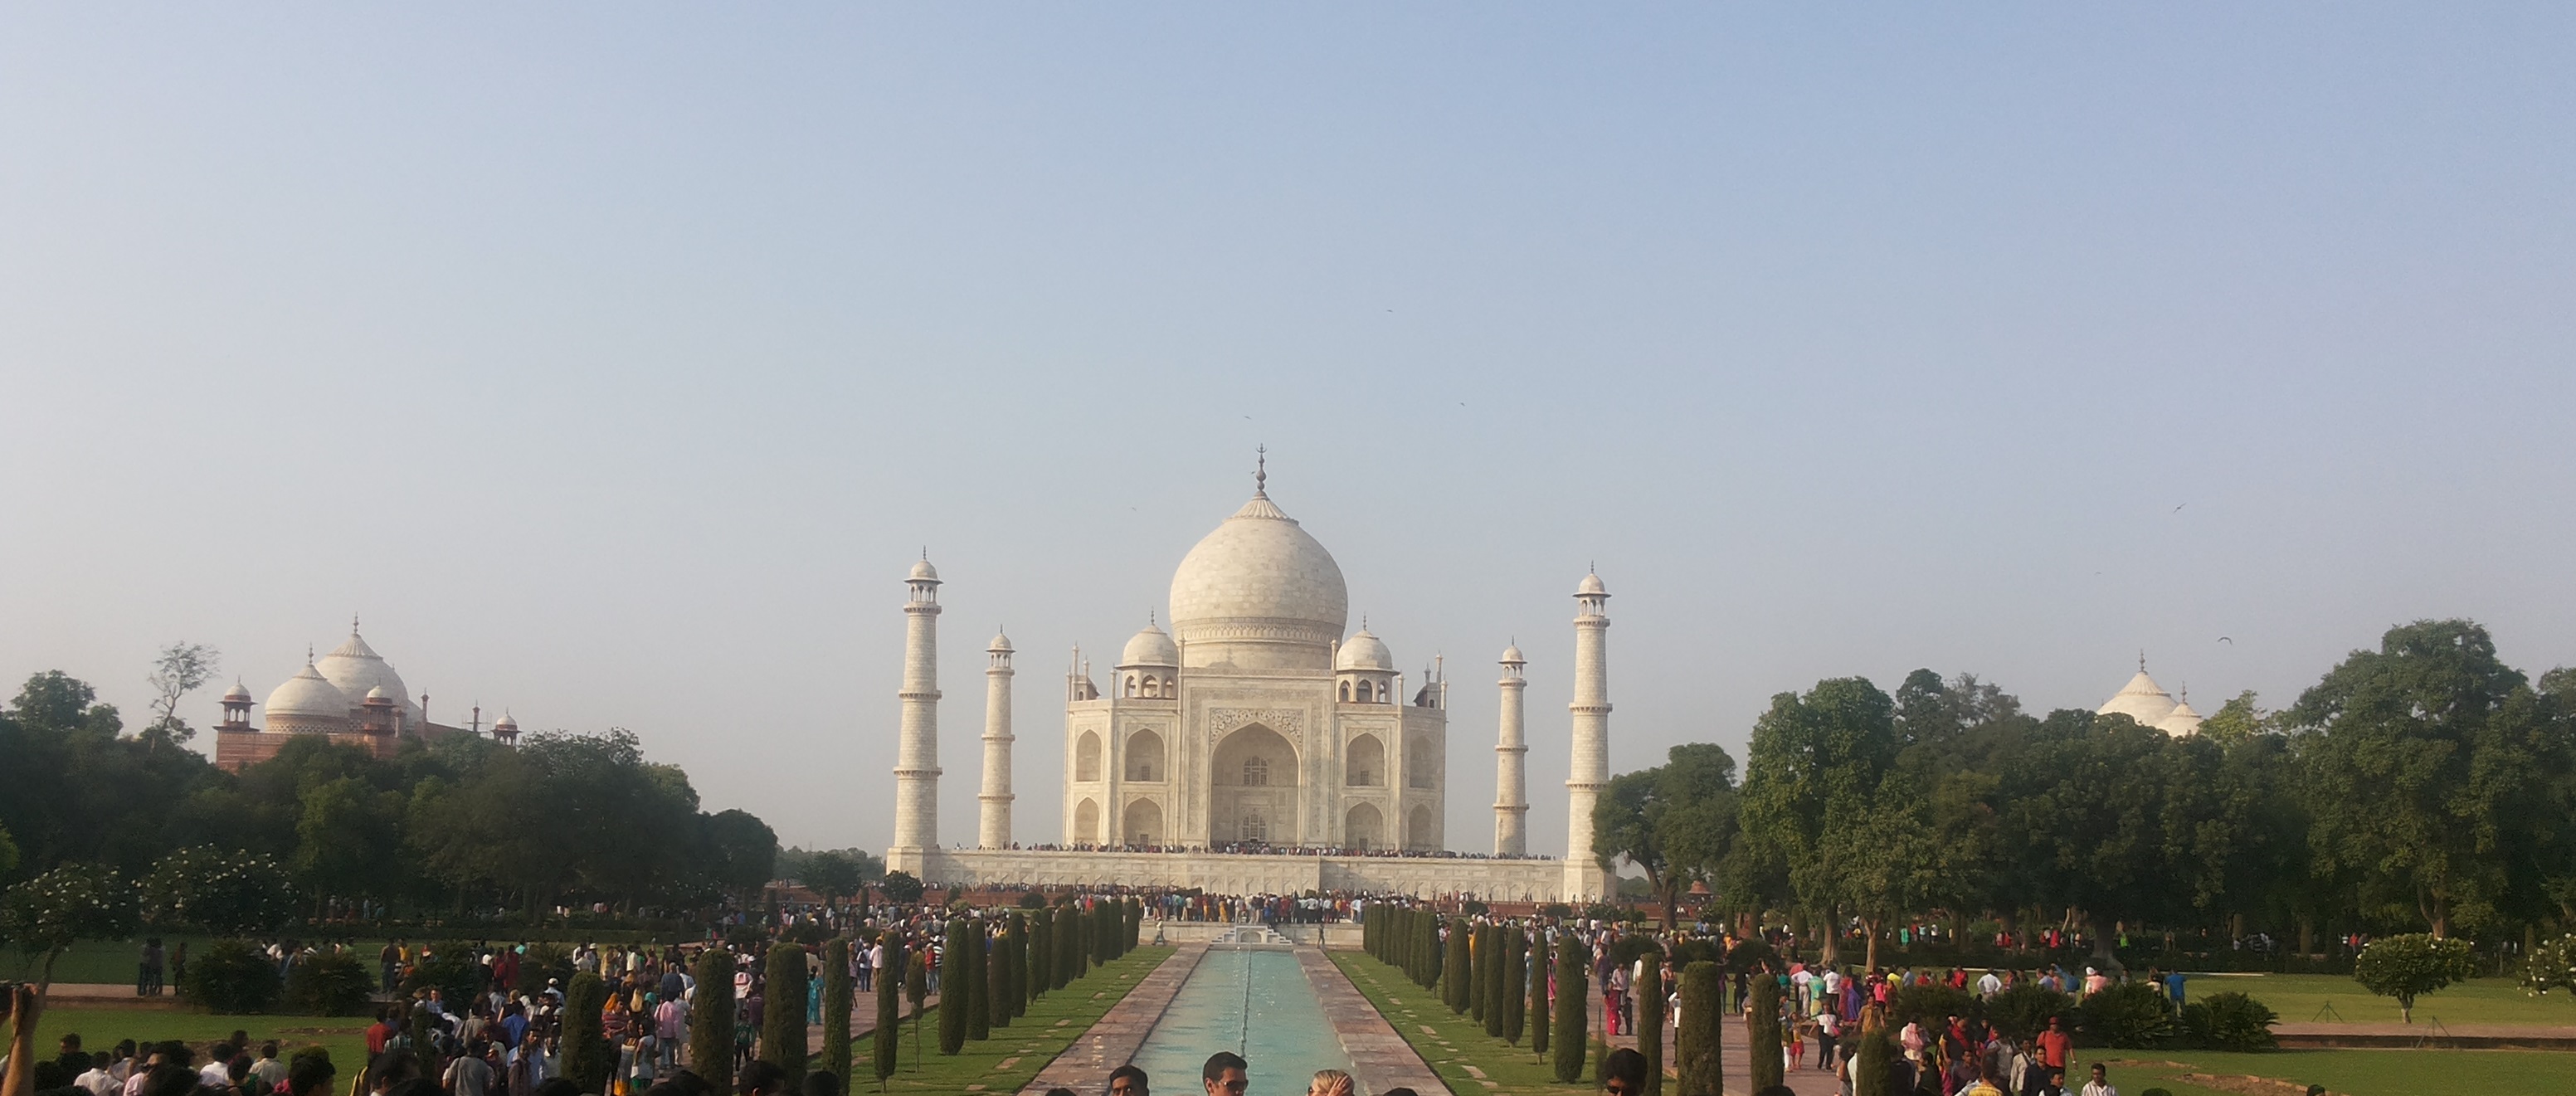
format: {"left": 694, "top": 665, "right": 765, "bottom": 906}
{"left": 1635, "top": 952, "right": 1663, "bottom": 1096}
{"left": 762, "top": 943, "right": 810, "bottom": 1079}
{"left": 964, "top": 921, "right": 991, "bottom": 1040}
{"left": 1479, "top": 926, "right": 1503, "bottom": 1034}
{"left": 1746, "top": 969, "right": 1783, "bottom": 1092}
{"left": 903, "top": 940, "right": 928, "bottom": 1068}
{"left": 872, "top": 935, "right": 901, "bottom": 1090}
{"left": 988, "top": 920, "right": 1013, "bottom": 1028}
{"left": 822, "top": 938, "right": 854, "bottom": 1091}
{"left": 1008, "top": 913, "right": 1030, "bottom": 1016}
{"left": 1030, "top": 908, "right": 1054, "bottom": 997}
{"left": 1422, "top": 912, "right": 1442, "bottom": 988}
{"left": 1852, "top": 1009, "right": 1892, "bottom": 1096}
{"left": 1446, "top": 918, "right": 1473, "bottom": 1014}
{"left": 1127, "top": 898, "right": 1142, "bottom": 951}
{"left": 691, "top": 949, "right": 738, "bottom": 1079}
{"left": 1676, "top": 961, "right": 1721, "bottom": 1096}
{"left": 564, "top": 972, "right": 612, "bottom": 1094}
{"left": 1551, "top": 935, "right": 1588, "bottom": 1083}
{"left": 938, "top": 919, "right": 970, "bottom": 1055}
{"left": 1055, "top": 904, "right": 1080, "bottom": 986}
{"left": 1503, "top": 928, "right": 1527, "bottom": 1045}
{"left": 1529, "top": 932, "right": 1551, "bottom": 1058}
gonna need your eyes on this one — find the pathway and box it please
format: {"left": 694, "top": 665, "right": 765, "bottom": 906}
{"left": 1296, "top": 947, "right": 1448, "bottom": 1096}
{"left": 1018, "top": 943, "right": 1208, "bottom": 1096}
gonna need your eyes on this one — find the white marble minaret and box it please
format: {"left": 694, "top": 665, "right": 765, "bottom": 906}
{"left": 1563, "top": 569, "right": 1616, "bottom": 900}
{"left": 889, "top": 557, "right": 943, "bottom": 874}
{"left": 978, "top": 631, "right": 1015, "bottom": 849}
{"left": 1493, "top": 642, "right": 1529, "bottom": 856}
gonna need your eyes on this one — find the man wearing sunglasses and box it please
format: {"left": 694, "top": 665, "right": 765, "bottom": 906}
{"left": 1600, "top": 1049, "right": 1648, "bottom": 1096}
{"left": 1200, "top": 1053, "right": 1247, "bottom": 1096}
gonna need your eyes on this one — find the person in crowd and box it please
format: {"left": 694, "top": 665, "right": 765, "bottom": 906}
{"left": 1200, "top": 1053, "right": 1247, "bottom": 1096}
{"left": 1600, "top": 1049, "right": 1647, "bottom": 1096}
{"left": 1304, "top": 1069, "right": 1351, "bottom": 1096}
{"left": 286, "top": 1053, "right": 336, "bottom": 1096}
{"left": 732, "top": 1062, "right": 787, "bottom": 1096}
{"left": 2078, "top": 1063, "right": 2115, "bottom": 1096}
{"left": 1104, "top": 1066, "right": 1147, "bottom": 1096}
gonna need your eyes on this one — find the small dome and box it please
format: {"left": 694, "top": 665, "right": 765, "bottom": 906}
{"left": 1120, "top": 621, "right": 1179, "bottom": 667}
{"left": 1336, "top": 626, "right": 1394, "bottom": 671}
{"left": 1577, "top": 572, "right": 1608, "bottom": 596}
{"left": 222, "top": 680, "right": 253, "bottom": 702}
{"left": 492, "top": 712, "right": 519, "bottom": 733}
{"left": 988, "top": 631, "right": 1014, "bottom": 653}
{"left": 1499, "top": 643, "right": 1526, "bottom": 665}
{"left": 2098, "top": 669, "right": 2179, "bottom": 727}
{"left": 908, "top": 558, "right": 940, "bottom": 582}
{"left": 316, "top": 627, "right": 418, "bottom": 722}
{"left": 363, "top": 684, "right": 393, "bottom": 702}
{"left": 2156, "top": 699, "right": 2204, "bottom": 736}
{"left": 265, "top": 663, "right": 350, "bottom": 718}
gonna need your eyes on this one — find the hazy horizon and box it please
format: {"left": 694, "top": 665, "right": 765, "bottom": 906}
{"left": 5, "top": 5, "right": 2571, "bottom": 855}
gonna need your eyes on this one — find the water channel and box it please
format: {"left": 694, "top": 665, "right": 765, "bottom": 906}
{"left": 1129, "top": 937, "right": 1355, "bottom": 1094}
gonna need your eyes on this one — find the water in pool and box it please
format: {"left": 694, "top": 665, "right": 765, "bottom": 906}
{"left": 1130, "top": 947, "right": 1355, "bottom": 1095}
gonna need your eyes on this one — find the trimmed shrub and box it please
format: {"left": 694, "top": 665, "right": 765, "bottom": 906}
{"left": 690, "top": 948, "right": 737, "bottom": 1078}
{"left": 402, "top": 948, "right": 488, "bottom": 1014}
{"left": 872, "top": 934, "right": 902, "bottom": 1088}
{"left": 1530, "top": 931, "right": 1552, "bottom": 1058}
{"left": 1748, "top": 972, "right": 1784, "bottom": 1091}
{"left": 939, "top": 919, "right": 970, "bottom": 1055}
{"left": 822, "top": 938, "right": 854, "bottom": 1089}
{"left": 1008, "top": 913, "right": 1030, "bottom": 1016}
{"left": 1675, "top": 961, "right": 1721, "bottom": 1096}
{"left": 282, "top": 949, "right": 373, "bottom": 1016}
{"left": 2078, "top": 982, "right": 2174, "bottom": 1049}
{"left": 1030, "top": 908, "right": 1054, "bottom": 997}
{"left": 963, "top": 922, "right": 990, "bottom": 1041}
{"left": 986, "top": 921, "right": 1011, "bottom": 1030}
{"left": 1447, "top": 918, "right": 1473, "bottom": 1015}
{"left": 1551, "top": 935, "right": 1589, "bottom": 1082}
{"left": 1886, "top": 982, "right": 1978, "bottom": 1032}
{"left": 183, "top": 938, "right": 279, "bottom": 1013}
{"left": 1634, "top": 952, "right": 1664, "bottom": 1096}
{"left": 765, "top": 943, "right": 811, "bottom": 1076}
{"left": 2354, "top": 933, "right": 2476, "bottom": 1023}
{"left": 1502, "top": 928, "right": 1527, "bottom": 1045}
{"left": 517, "top": 943, "right": 576, "bottom": 994}
{"left": 2181, "top": 991, "right": 2277, "bottom": 1052}
{"left": 1853, "top": 1023, "right": 1895, "bottom": 1096}
{"left": 563, "top": 972, "right": 612, "bottom": 1093}
{"left": 1477, "top": 925, "right": 1500, "bottom": 1030}
{"left": 1984, "top": 982, "right": 2074, "bottom": 1042}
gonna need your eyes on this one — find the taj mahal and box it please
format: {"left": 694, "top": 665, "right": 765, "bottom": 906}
{"left": 881, "top": 460, "right": 1613, "bottom": 901}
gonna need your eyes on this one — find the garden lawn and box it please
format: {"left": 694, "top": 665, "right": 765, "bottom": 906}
{"left": 2102, "top": 1048, "right": 2576, "bottom": 1096}
{"left": 874, "top": 946, "right": 1172, "bottom": 1095}
{"left": 1332, "top": 950, "right": 1585, "bottom": 1096}
{"left": 32, "top": 1006, "right": 369, "bottom": 1079}
{"left": 2179, "top": 973, "right": 2574, "bottom": 1028}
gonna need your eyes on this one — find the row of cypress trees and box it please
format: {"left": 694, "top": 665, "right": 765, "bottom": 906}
{"left": 1361, "top": 910, "right": 1597, "bottom": 1084}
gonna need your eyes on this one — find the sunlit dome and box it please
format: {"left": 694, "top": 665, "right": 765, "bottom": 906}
{"left": 1335, "top": 626, "right": 1394, "bottom": 672}
{"left": 2157, "top": 698, "right": 2204, "bottom": 736}
{"left": 265, "top": 663, "right": 349, "bottom": 719}
{"left": 1166, "top": 485, "right": 1348, "bottom": 670}
{"left": 1120, "top": 620, "right": 1179, "bottom": 667}
{"left": 316, "top": 626, "right": 418, "bottom": 722}
{"left": 2097, "top": 669, "right": 2179, "bottom": 728}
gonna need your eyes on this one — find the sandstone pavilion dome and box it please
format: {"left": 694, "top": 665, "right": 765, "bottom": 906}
{"left": 1166, "top": 474, "right": 1348, "bottom": 671}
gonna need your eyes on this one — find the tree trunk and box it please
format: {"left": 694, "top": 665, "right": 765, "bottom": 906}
{"left": 1863, "top": 917, "right": 1881, "bottom": 972}
{"left": 1819, "top": 904, "right": 1841, "bottom": 966}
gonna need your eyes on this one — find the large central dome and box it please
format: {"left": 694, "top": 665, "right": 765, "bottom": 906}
{"left": 1167, "top": 489, "right": 1348, "bottom": 670}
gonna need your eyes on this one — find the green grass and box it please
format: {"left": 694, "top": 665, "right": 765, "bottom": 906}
{"left": 2099, "top": 1048, "right": 2576, "bottom": 1096}
{"left": 2180, "top": 972, "right": 2576, "bottom": 1027}
{"left": 32, "top": 1006, "right": 369, "bottom": 1079}
{"left": 872, "top": 947, "right": 1173, "bottom": 1095}
{"left": 1332, "top": 950, "right": 1586, "bottom": 1096}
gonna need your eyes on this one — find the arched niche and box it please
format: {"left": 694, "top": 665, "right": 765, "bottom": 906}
{"left": 1345, "top": 733, "right": 1384, "bottom": 787}
{"left": 1075, "top": 731, "right": 1102, "bottom": 782}
{"left": 1124, "top": 797, "right": 1163, "bottom": 846}
{"left": 1405, "top": 804, "right": 1434, "bottom": 851}
{"left": 1345, "top": 801, "right": 1383, "bottom": 851}
{"left": 1073, "top": 797, "right": 1101, "bottom": 845}
{"left": 1127, "top": 728, "right": 1166, "bottom": 782}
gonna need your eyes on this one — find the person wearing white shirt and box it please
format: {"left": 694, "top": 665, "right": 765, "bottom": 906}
{"left": 2080, "top": 1062, "right": 2117, "bottom": 1096}
{"left": 75, "top": 1057, "right": 118, "bottom": 1096}
{"left": 1975, "top": 970, "right": 2003, "bottom": 998}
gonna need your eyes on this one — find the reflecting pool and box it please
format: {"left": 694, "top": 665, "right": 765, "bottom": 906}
{"left": 1130, "top": 946, "right": 1354, "bottom": 1094}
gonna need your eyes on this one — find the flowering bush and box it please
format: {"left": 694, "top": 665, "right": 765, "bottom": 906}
{"left": 143, "top": 845, "right": 296, "bottom": 936}
{"left": 0, "top": 864, "right": 139, "bottom": 978}
{"left": 2525, "top": 933, "right": 2576, "bottom": 999}
{"left": 2354, "top": 933, "right": 2476, "bottom": 1022}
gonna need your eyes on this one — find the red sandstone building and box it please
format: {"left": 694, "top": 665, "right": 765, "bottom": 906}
{"left": 212, "top": 621, "right": 515, "bottom": 772}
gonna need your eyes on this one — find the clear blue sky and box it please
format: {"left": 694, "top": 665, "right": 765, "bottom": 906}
{"left": 4, "top": 5, "right": 2570, "bottom": 854}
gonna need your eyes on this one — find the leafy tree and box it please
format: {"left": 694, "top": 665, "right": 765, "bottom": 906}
{"left": 1595, "top": 743, "right": 1740, "bottom": 929}
{"left": 563, "top": 972, "right": 612, "bottom": 1092}
{"left": 2293, "top": 620, "right": 2554, "bottom": 937}
{"left": 690, "top": 950, "right": 736, "bottom": 1078}
{"left": 803, "top": 852, "right": 865, "bottom": 913}
{"left": 821, "top": 938, "right": 853, "bottom": 1089}
{"left": 0, "top": 823, "right": 17, "bottom": 879}
{"left": 295, "top": 777, "right": 404, "bottom": 914}
{"left": 2354, "top": 933, "right": 2476, "bottom": 1022}
{"left": 143, "top": 642, "right": 220, "bottom": 747}
{"left": 764, "top": 943, "right": 809, "bottom": 1076}
{"left": 2198, "top": 690, "right": 2277, "bottom": 746}
{"left": 142, "top": 846, "right": 295, "bottom": 936}
{"left": 879, "top": 871, "right": 923, "bottom": 905}
{"left": 1738, "top": 679, "right": 1899, "bottom": 964}
{"left": 0, "top": 864, "right": 139, "bottom": 986}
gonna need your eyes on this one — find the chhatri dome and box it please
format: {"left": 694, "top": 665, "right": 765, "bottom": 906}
{"left": 1166, "top": 459, "right": 1349, "bottom": 670}
{"left": 2097, "top": 656, "right": 2201, "bottom": 735}
{"left": 1119, "top": 616, "right": 1178, "bottom": 667}
{"left": 1335, "top": 624, "right": 1394, "bottom": 671}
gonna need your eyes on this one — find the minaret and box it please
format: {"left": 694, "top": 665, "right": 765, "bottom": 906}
{"left": 1564, "top": 568, "right": 1614, "bottom": 901}
{"left": 889, "top": 555, "right": 943, "bottom": 874}
{"left": 978, "top": 630, "right": 1015, "bottom": 850}
{"left": 1493, "top": 643, "right": 1529, "bottom": 856}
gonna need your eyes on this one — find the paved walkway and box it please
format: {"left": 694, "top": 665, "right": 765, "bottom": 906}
{"left": 1018, "top": 944, "right": 1208, "bottom": 1096}
{"left": 1297, "top": 947, "right": 1447, "bottom": 1096}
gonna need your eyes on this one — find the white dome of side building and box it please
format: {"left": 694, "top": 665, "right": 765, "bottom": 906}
{"left": 2097, "top": 659, "right": 2202, "bottom": 736}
